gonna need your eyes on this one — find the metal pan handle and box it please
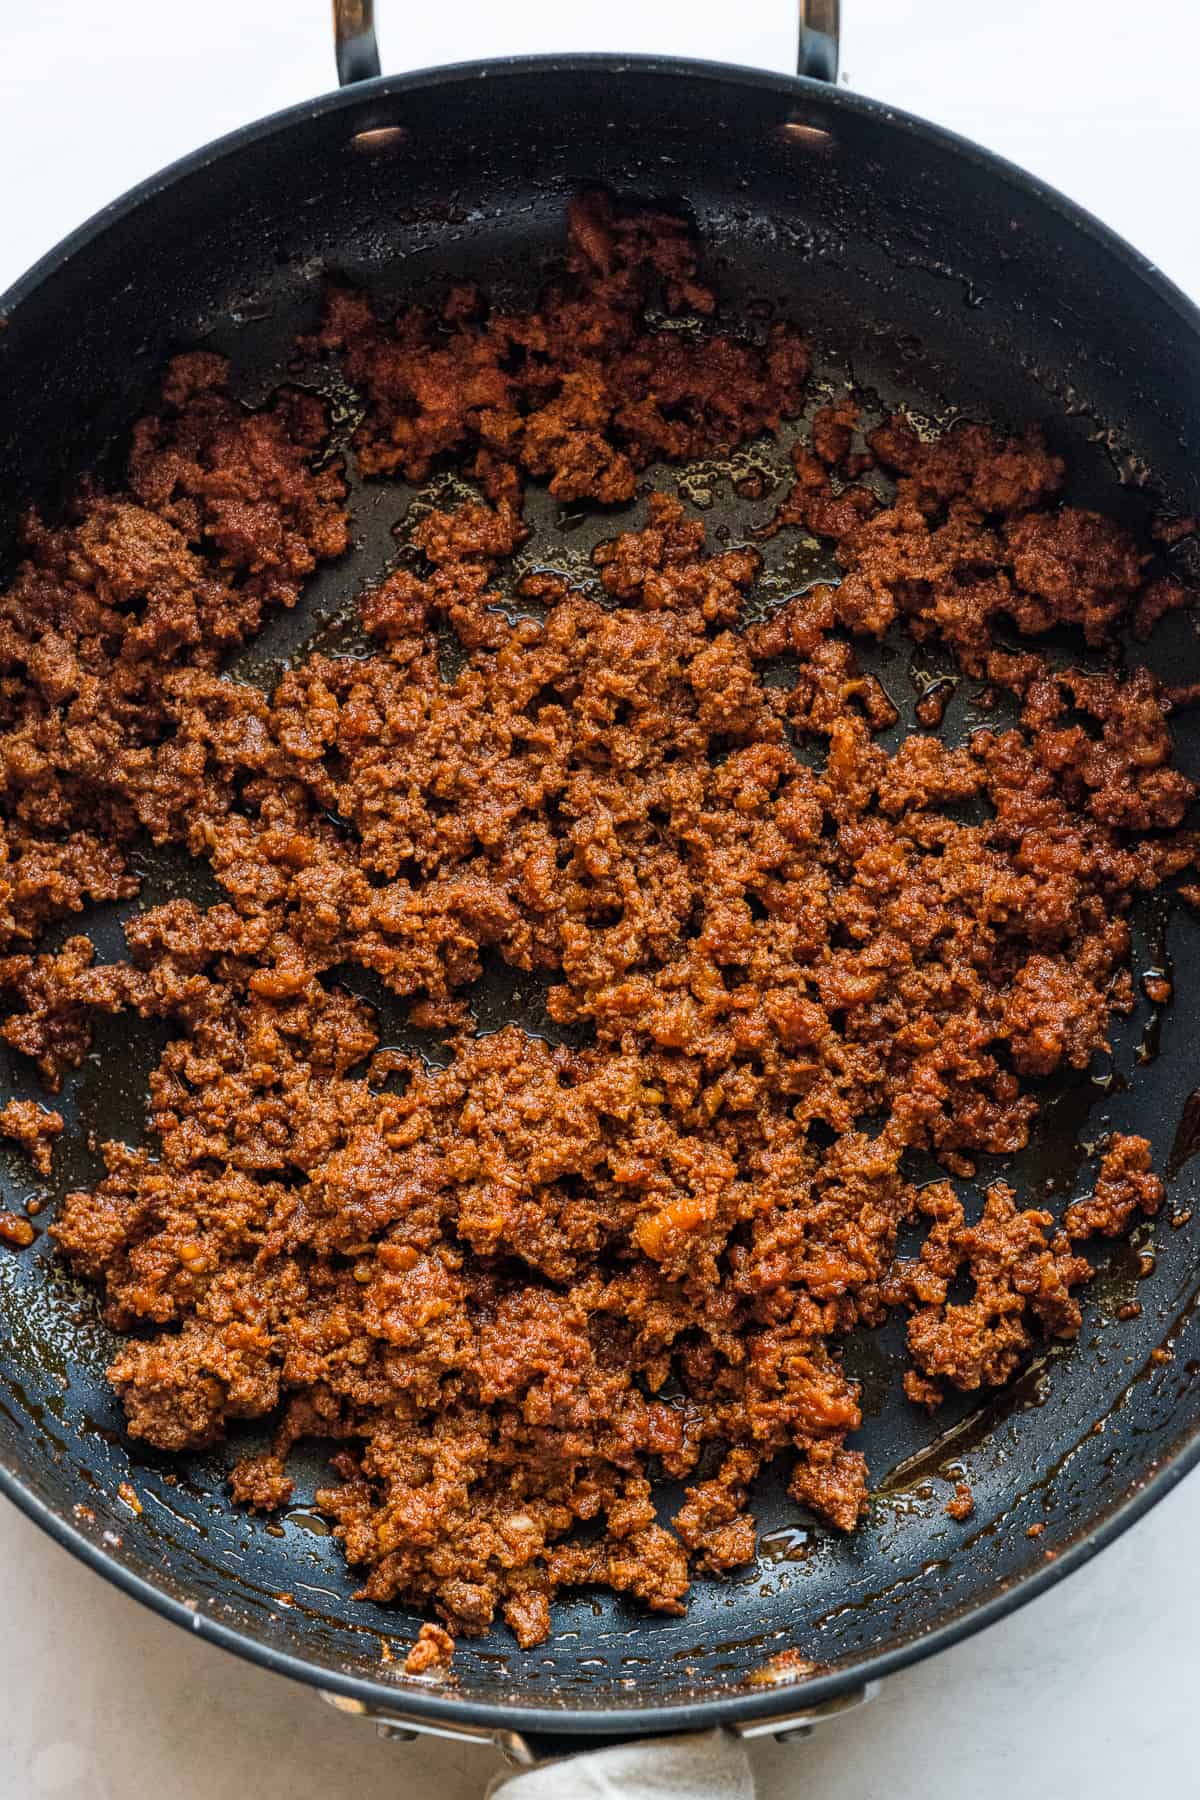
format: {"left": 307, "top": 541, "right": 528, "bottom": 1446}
{"left": 334, "top": 0, "right": 382, "bottom": 85}
{"left": 332, "top": 0, "right": 840, "bottom": 85}
{"left": 321, "top": 1681, "right": 878, "bottom": 1766}
{"left": 797, "top": 0, "right": 840, "bottom": 81}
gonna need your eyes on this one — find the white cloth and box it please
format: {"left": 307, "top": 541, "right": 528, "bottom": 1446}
{"left": 486, "top": 1729, "right": 755, "bottom": 1800}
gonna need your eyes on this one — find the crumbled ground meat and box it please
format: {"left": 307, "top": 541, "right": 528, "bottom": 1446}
{"left": 895, "top": 1181, "right": 1092, "bottom": 1399}
{"left": 303, "top": 191, "right": 808, "bottom": 503}
{"left": 1065, "top": 1133, "right": 1164, "bottom": 1240}
{"left": 0, "top": 1211, "right": 34, "bottom": 1249}
{"left": 946, "top": 1481, "right": 975, "bottom": 1522}
{"left": 404, "top": 1621, "right": 456, "bottom": 1675}
{"left": 0, "top": 1098, "right": 63, "bottom": 1175}
{"left": 1151, "top": 513, "right": 1197, "bottom": 549}
{"left": 6, "top": 197, "right": 1188, "bottom": 1650}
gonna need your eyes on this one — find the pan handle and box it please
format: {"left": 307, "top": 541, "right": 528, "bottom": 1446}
{"left": 331, "top": 0, "right": 840, "bottom": 85}
{"left": 797, "top": 0, "right": 840, "bottom": 81}
{"left": 321, "top": 1679, "right": 878, "bottom": 1764}
{"left": 334, "top": 0, "right": 382, "bottom": 85}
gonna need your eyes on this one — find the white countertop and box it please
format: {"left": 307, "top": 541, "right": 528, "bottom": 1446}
{"left": 2, "top": 2, "right": 1198, "bottom": 1794}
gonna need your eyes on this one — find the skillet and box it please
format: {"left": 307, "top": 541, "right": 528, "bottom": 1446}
{"left": 1, "top": 0, "right": 1200, "bottom": 1768}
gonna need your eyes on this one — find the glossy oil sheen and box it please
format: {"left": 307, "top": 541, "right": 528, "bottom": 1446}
{"left": 0, "top": 58, "right": 1199, "bottom": 1739}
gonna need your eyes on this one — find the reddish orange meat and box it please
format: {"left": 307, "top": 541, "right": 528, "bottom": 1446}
{"left": 0, "top": 197, "right": 1184, "bottom": 1652}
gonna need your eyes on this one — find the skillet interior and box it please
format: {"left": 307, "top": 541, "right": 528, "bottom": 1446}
{"left": 1, "top": 59, "right": 1200, "bottom": 1734}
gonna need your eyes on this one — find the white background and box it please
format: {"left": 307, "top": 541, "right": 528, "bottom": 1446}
{"left": 1, "top": 2, "right": 1198, "bottom": 1795}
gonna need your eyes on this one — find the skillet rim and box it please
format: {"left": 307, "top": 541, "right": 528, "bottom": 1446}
{"left": 2, "top": 49, "right": 1199, "bottom": 1740}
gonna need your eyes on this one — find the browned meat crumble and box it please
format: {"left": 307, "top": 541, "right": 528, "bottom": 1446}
{"left": 945, "top": 1481, "right": 975, "bottom": 1522}
{"left": 0, "top": 195, "right": 1181, "bottom": 1650}
{"left": 0, "top": 1097, "right": 63, "bottom": 1175}
{"left": 404, "top": 1621, "right": 456, "bottom": 1676}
